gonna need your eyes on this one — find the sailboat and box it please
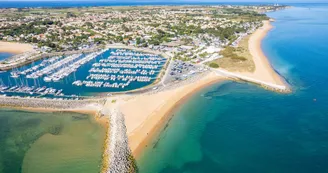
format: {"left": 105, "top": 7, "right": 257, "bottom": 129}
{"left": 10, "top": 67, "right": 21, "bottom": 78}
{"left": 10, "top": 71, "right": 20, "bottom": 78}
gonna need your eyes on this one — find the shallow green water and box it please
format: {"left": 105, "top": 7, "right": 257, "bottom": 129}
{"left": 0, "top": 109, "right": 105, "bottom": 173}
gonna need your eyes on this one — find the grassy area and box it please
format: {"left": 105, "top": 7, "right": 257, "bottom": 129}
{"left": 211, "top": 35, "right": 255, "bottom": 72}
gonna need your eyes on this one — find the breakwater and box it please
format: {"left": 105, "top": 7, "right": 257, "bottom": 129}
{"left": 0, "top": 96, "right": 105, "bottom": 110}
{"left": 213, "top": 68, "right": 290, "bottom": 92}
{"left": 104, "top": 108, "right": 137, "bottom": 173}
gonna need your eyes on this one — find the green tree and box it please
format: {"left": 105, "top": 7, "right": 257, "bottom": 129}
{"left": 136, "top": 37, "right": 141, "bottom": 45}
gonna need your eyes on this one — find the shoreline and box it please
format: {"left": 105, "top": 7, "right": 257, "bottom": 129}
{"left": 134, "top": 77, "right": 225, "bottom": 158}
{"left": 119, "top": 72, "right": 226, "bottom": 158}
{"left": 0, "top": 41, "right": 34, "bottom": 54}
{"left": 238, "top": 20, "right": 289, "bottom": 91}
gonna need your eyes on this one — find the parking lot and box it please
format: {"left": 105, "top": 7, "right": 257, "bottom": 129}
{"left": 163, "top": 60, "right": 208, "bottom": 84}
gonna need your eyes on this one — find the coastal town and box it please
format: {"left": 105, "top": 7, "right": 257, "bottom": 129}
{"left": 0, "top": 4, "right": 290, "bottom": 173}
{"left": 1, "top": 5, "right": 286, "bottom": 66}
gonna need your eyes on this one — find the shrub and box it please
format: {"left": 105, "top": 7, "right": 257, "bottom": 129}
{"left": 209, "top": 62, "right": 219, "bottom": 68}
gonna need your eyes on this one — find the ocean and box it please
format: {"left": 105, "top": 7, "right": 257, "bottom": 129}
{"left": 137, "top": 4, "right": 328, "bottom": 173}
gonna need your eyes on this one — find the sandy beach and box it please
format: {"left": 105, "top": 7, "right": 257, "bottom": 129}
{"left": 118, "top": 72, "right": 225, "bottom": 157}
{"left": 239, "top": 20, "right": 286, "bottom": 86}
{"left": 0, "top": 41, "right": 34, "bottom": 54}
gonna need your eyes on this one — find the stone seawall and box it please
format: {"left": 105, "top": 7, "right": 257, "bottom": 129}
{"left": 104, "top": 108, "right": 137, "bottom": 173}
{"left": 0, "top": 96, "right": 105, "bottom": 110}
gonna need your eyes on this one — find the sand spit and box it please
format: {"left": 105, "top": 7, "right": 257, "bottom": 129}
{"left": 238, "top": 20, "right": 289, "bottom": 90}
{"left": 212, "top": 20, "right": 289, "bottom": 93}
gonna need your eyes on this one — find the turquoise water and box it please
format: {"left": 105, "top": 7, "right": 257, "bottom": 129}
{"left": 0, "top": 53, "right": 13, "bottom": 61}
{"left": 138, "top": 5, "right": 328, "bottom": 173}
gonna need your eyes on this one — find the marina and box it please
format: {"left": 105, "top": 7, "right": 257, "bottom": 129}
{"left": 0, "top": 49, "right": 167, "bottom": 97}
